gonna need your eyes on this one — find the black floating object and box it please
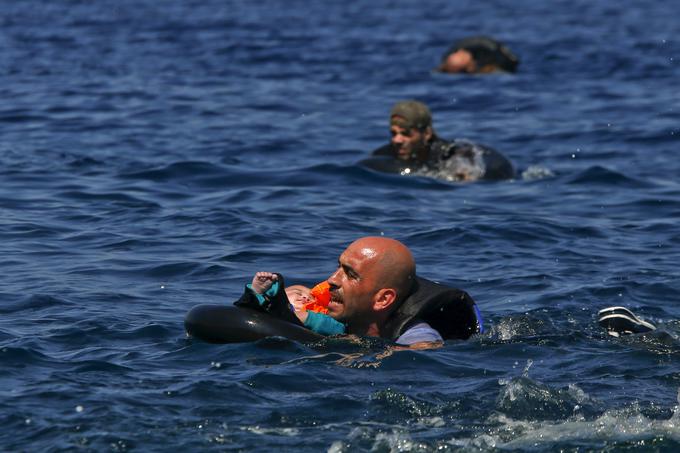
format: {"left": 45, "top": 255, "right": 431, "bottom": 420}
{"left": 598, "top": 306, "right": 656, "bottom": 337}
{"left": 185, "top": 304, "right": 323, "bottom": 344}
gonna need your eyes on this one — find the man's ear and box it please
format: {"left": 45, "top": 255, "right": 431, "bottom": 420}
{"left": 424, "top": 126, "right": 433, "bottom": 142}
{"left": 373, "top": 288, "right": 398, "bottom": 311}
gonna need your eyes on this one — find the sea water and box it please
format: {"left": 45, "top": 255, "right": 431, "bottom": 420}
{"left": 1, "top": 0, "right": 679, "bottom": 450}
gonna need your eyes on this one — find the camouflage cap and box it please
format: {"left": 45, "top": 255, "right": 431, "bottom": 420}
{"left": 390, "top": 100, "right": 433, "bottom": 131}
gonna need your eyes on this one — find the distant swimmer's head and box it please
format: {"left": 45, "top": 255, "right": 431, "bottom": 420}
{"left": 437, "top": 36, "right": 519, "bottom": 74}
{"left": 439, "top": 49, "right": 476, "bottom": 73}
{"left": 389, "top": 100, "right": 434, "bottom": 162}
{"left": 285, "top": 285, "right": 312, "bottom": 311}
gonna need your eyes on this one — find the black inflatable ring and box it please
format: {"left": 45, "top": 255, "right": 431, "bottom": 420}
{"left": 185, "top": 304, "right": 323, "bottom": 343}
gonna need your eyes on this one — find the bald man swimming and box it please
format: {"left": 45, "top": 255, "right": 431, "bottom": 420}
{"left": 325, "top": 236, "right": 481, "bottom": 347}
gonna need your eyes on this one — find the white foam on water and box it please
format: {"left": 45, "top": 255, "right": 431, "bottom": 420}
{"left": 466, "top": 389, "right": 680, "bottom": 450}
{"left": 242, "top": 425, "right": 300, "bottom": 436}
{"left": 522, "top": 165, "right": 555, "bottom": 180}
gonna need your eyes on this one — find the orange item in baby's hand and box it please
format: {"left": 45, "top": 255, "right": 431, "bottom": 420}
{"left": 304, "top": 281, "right": 331, "bottom": 314}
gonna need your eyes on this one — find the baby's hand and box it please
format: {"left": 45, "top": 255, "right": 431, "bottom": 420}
{"left": 251, "top": 272, "right": 278, "bottom": 294}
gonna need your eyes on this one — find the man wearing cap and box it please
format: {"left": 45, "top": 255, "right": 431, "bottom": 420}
{"left": 363, "top": 100, "right": 514, "bottom": 182}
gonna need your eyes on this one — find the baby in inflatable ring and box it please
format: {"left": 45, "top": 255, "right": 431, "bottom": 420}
{"left": 249, "top": 271, "right": 345, "bottom": 335}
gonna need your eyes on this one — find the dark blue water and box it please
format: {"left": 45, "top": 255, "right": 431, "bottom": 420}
{"left": 2, "top": 0, "right": 680, "bottom": 450}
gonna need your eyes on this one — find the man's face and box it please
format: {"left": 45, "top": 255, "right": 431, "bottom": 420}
{"left": 326, "top": 242, "right": 380, "bottom": 323}
{"left": 390, "top": 123, "right": 429, "bottom": 161}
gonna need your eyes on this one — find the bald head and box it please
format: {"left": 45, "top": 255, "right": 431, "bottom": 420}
{"left": 438, "top": 49, "right": 476, "bottom": 73}
{"left": 326, "top": 236, "right": 417, "bottom": 335}
{"left": 349, "top": 236, "right": 416, "bottom": 300}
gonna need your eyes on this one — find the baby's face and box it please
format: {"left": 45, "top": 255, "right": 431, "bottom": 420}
{"left": 286, "top": 285, "right": 312, "bottom": 310}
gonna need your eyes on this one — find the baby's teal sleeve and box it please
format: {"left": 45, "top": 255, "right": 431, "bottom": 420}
{"left": 246, "top": 281, "right": 280, "bottom": 305}
{"left": 304, "top": 311, "right": 346, "bottom": 335}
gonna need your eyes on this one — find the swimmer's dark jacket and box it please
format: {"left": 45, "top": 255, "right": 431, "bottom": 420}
{"left": 363, "top": 137, "right": 515, "bottom": 181}
{"left": 443, "top": 36, "right": 519, "bottom": 73}
{"left": 381, "top": 276, "right": 483, "bottom": 341}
